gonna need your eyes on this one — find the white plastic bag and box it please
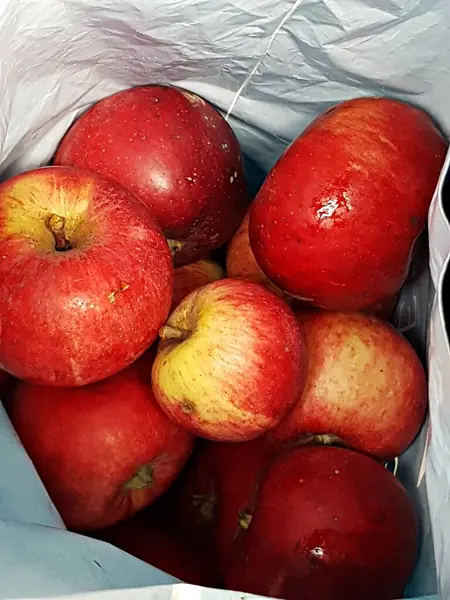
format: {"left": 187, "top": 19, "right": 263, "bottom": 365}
{"left": 0, "top": 0, "right": 449, "bottom": 599}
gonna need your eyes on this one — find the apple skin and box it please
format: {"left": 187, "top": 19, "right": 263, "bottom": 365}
{"left": 0, "top": 165, "right": 173, "bottom": 386}
{"left": 169, "top": 438, "right": 271, "bottom": 571}
{"left": 226, "top": 211, "right": 293, "bottom": 304}
{"left": 249, "top": 97, "right": 447, "bottom": 311}
{"left": 151, "top": 278, "right": 308, "bottom": 441}
{"left": 54, "top": 85, "right": 248, "bottom": 266}
{"left": 267, "top": 311, "right": 427, "bottom": 461}
{"left": 225, "top": 445, "right": 418, "bottom": 600}
{"left": 9, "top": 351, "right": 194, "bottom": 531}
{"left": 172, "top": 259, "right": 225, "bottom": 311}
{"left": 366, "top": 292, "right": 399, "bottom": 320}
{"left": 91, "top": 508, "right": 221, "bottom": 587}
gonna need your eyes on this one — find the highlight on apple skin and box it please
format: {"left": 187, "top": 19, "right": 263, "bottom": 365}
{"left": 267, "top": 310, "right": 428, "bottom": 461}
{"left": 151, "top": 278, "right": 308, "bottom": 442}
{"left": 0, "top": 165, "right": 173, "bottom": 386}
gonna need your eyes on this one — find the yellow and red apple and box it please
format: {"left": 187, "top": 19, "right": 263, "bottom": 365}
{"left": 151, "top": 278, "right": 308, "bottom": 441}
{"left": 0, "top": 166, "right": 173, "bottom": 386}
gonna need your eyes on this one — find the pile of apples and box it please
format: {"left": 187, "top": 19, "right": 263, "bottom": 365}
{"left": 0, "top": 84, "right": 447, "bottom": 600}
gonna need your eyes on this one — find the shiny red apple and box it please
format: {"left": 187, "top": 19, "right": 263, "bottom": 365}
{"left": 54, "top": 85, "right": 248, "bottom": 265}
{"left": 9, "top": 352, "right": 194, "bottom": 531}
{"left": 249, "top": 97, "right": 447, "bottom": 311}
{"left": 267, "top": 311, "right": 427, "bottom": 461}
{"left": 225, "top": 445, "right": 418, "bottom": 600}
{"left": 0, "top": 165, "right": 173, "bottom": 386}
{"left": 151, "top": 279, "right": 308, "bottom": 441}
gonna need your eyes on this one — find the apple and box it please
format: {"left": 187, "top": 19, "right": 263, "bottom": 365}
{"left": 0, "top": 165, "right": 173, "bottom": 386}
{"left": 54, "top": 85, "right": 248, "bottom": 266}
{"left": 249, "top": 97, "right": 447, "bottom": 311}
{"left": 226, "top": 211, "right": 293, "bottom": 304}
{"left": 225, "top": 445, "right": 418, "bottom": 600}
{"left": 172, "top": 258, "right": 225, "bottom": 311}
{"left": 170, "top": 438, "right": 271, "bottom": 569}
{"left": 365, "top": 292, "right": 399, "bottom": 320}
{"left": 9, "top": 351, "right": 194, "bottom": 531}
{"left": 92, "top": 508, "right": 221, "bottom": 587}
{"left": 267, "top": 311, "right": 427, "bottom": 461}
{"left": 151, "top": 278, "right": 308, "bottom": 441}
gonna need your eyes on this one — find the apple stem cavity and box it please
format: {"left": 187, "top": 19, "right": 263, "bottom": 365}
{"left": 238, "top": 509, "right": 253, "bottom": 530}
{"left": 292, "top": 433, "right": 346, "bottom": 448}
{"left": 167, "top": 239, "right": 185, "bottom": 257}
{"left": 46, "top": 213, "right": 72, "bottom": 252}
{"left": 159, "top": 324, "right": 191, "bottom": 342}
{"left": 124, "top": 463, "right": 154, "bottom": 490}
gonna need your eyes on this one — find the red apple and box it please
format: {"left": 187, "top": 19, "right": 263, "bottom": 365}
{"left": 151, "top": 279, "right": 308, "bottom": 441}
{"left": 93, "top": 508, "right": 220, "bottom": 587}
{"left": 267, "top": 311, "right": 427, "bottom": 461}
{"left": 226, "top": 211, "right": 293, "bottom": 304}
{"left": 172, "top": 259, "right": 225, "bottom": 311}
{"left": 225, "top": 445, "right": 418, "bottom": 600}
{"left": 0, "top": 165, "right": 173, "bottom": 386}
{"left": 365, "top": 292, "right": 399, "bottom": 320}
{"left": 54, "top": 85, "right": 248, "bottom": 266}
{"left": 249, "top": 97, "right": 447, "bottom": 311}
{"left": 171, "top": 438, "right": 271, "bottom": 569}
{"left": 9, "top": 351, "right": 194, "bottom": 531}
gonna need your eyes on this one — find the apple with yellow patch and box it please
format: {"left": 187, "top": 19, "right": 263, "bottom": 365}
{"left": 0, "top": 165, "right": 173, "bottom": 386}
{"left": 226, "top": 211, "right": 293, "bottom": 304}
{"left": 172, "top": 259, "right": 224, "bottom": 311}
{"left": 151, "top": 279, "right": 308, "bottom": 441}
{"left": 267, "top": 311, "right": 427, "bottom": 461}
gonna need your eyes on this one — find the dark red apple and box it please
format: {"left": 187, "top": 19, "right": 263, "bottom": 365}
{"left": 171, "top": 438, "right": 271, "bottom": 569}
{"left": 249, "top": 97, "right": 447, "bottom": 311}
{"left": 9, "top": 351, "right": 194, "bottom": 531}
{"left": 0, "top": 166, "right": 173, "bottom": 386}
{"left": 268, "top": 311, "right": 427, "bottom": 461}
{"left": 93, "top": 508, "right": 220, "bottom": 587}
{"left": 54, "top": 85, "right": 248, "bottom": 265}
{"left": 225, "top": 445, "right": 418, "bottom": 600}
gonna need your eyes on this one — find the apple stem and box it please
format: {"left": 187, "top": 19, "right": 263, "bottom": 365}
{"left": 46, "top": 213, "right": 72, "bottom": 251}
{"left": 159, "top": 325, "right": 190, "bottom": 341}
{"left": 167, "top": 239, "right": 185, "bottom": 257}
{"left": 238, "top": 510, "right": 252, "bottom": 530}
{"left": 124, "top": 463, "right": 154, "bottom": 490}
